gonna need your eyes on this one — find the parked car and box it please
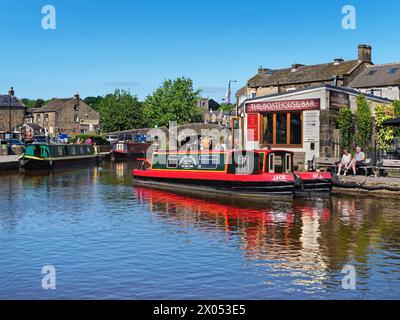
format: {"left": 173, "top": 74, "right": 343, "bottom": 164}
{"left": 106, "top": 134, "right": 118, "bottom": 144}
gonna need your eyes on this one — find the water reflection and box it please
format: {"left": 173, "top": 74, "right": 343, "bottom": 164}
{"left": 134, "top": 186, "right": 400, "bottom": 295}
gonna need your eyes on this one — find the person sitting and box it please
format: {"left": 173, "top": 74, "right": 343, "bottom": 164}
{"left": 351, "top": 146, "right": 365, "bottom": 175}
{"left": 337, "top": 148, "right": 352, "bottom": 176}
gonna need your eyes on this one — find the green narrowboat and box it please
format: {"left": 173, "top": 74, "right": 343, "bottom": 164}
{"left": 19, "top": 144, "right": 98, "bottom": 170}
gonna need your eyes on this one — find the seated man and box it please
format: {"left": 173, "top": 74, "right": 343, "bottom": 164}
{"left": 337, "top": 148, "right": 352, "bottom": 176}
{"left": 351, "top": 146, "right": 366, "bottom": 175}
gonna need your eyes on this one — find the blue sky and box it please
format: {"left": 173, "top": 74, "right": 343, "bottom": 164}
{"left": 1, "top": 0, "right": 400, "bottom": 101}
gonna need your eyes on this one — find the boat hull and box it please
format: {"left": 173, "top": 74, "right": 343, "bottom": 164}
{"left": 133, "top": 176, "right": 294, "bottom": 200}
{"left": 294, "top": 172, "right": 333, "bottom": 195}
{"left": 20, "top": 155, "right": 98, "bottom": 170}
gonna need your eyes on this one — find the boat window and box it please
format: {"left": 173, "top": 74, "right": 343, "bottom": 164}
{"left": 274, "top": 155, "right": 284, "bottom": 173}
{"left": 237, "top": 155, "right": 250, "bottom": 174}
{"left": 228, "top": 151, "right": 259, "bottom": 175}
{"left": 58, "top": 146, "right": 63, "bottom": 156}
{"left": 285, "top": 153, "right": 292, "bottom": 172}
{"left": 64, "top": 146, "right": 69, "bottom": 156}
{"left": 199, "top": 154, "right": 219, "bottom": 170}
{"left": 80, "top": 146, "right": 84, "bottom": 155}
{"left": 167, "top": 155, "right": 178, "bottom": 168}
{"left": 71, "top": 146, "right": 76, "bottom": 155}
{"left": 268, "top": 153, "right": 275, "bottom": 173}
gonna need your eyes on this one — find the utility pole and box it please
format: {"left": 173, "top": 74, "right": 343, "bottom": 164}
{"left": 8, "top": 89, "right": 12, "bottom": 133}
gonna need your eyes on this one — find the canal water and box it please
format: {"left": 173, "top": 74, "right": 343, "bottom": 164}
{"left": 1, "top": 160, "right": 400, "bottom": 300}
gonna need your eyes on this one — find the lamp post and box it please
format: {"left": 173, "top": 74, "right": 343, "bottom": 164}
{"left": 225, "top": 80, "right": 237, "bottom": 105}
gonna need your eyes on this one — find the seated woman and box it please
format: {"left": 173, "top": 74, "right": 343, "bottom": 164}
{"left": 337, "top": 149, "right": 352, "bottom": 176}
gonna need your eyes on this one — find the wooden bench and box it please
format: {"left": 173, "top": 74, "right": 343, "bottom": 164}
{"left": 378, "top": 159, "right": 400, "bottom": 177}
{"left": 314, "top": 157, "right": 340, "bottom": 172}
{"left": 356, "top": 158, "right": 373, "bottom": 176}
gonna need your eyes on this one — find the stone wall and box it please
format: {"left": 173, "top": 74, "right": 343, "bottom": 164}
{"left": 0, "top": 108, "right": 26, "bottom": 132}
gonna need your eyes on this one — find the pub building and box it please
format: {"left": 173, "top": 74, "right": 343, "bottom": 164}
{"left": 235, "top": 84, "right": 392, "bottom": 170}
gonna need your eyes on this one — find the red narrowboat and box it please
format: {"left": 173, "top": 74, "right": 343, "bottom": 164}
{"left": 132, "top": 150, "right": 332, "bottom": 199}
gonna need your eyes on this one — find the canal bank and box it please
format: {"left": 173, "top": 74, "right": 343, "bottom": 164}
{"left": 332, "top": 175, "right": 400, "bottom": 198}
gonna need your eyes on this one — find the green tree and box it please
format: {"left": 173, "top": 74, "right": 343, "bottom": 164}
{"left": 144, "top": 77, "right": 203, "bottom": 127}
{"left": 338, "top": 107, "right": 354, "bottom": 151}
{"left": 355, "top": 95, "right": 373, "bottom": 150}
{"left": 219, "top": 103, "right": 236, "bottom": 112}
{"left": 375, "top": 104, "right": 396, "bottom": 151}
{"left": 21, "top": 98, "right": 36, "bottom": 109}
{"left": 393, "top": 100, "right": 400, "bottom": 117}
{"left": 35, "top": 99, "right": 45, "bottom": 108}
{"left": 84, "top": 96, "right": 104, "bottom": 110}
{"left": 98, "top": 89, "right": 144, "bottom": 132}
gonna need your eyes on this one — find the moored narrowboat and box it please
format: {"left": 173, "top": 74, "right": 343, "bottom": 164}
{"left": 19, "top": 144, "right": 98, "bottom": 170}
{"left": 132, "top": 150, "right": 333, "bottom": 198}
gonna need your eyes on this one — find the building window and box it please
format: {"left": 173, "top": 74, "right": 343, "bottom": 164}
{"left": 36, "top": 114, "right": 41, "bottom": 123}
{"left": 74, "top": 115, "right": 79, "bottom": 123}
{"left": 74, "top": 104, "right": 79, "bottom": 111}
{"left": 261, "top": 112, "right": 302, "bottom": 147}
{"left": 44, "top": 114, "right": 49, "bottom": 122}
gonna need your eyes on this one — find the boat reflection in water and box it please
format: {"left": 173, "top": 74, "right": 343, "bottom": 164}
{"left": 135, "top": 187, "right": 335, "bottom": 288}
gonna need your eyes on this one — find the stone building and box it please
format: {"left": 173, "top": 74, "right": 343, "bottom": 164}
{"left": 198, "top": 98, "right": 220, "bottom": 112}
{"left": 236, "top": 44, "right": 373, "bottom": 106}
{"left": 0, "top": 87, "right": 26, "bottom": 134}
{"left": 25, "top": 94, "right": 100, "bottom": 137}
{"left": 239, "top": 85, "right": 392, "bottom": 169}
{"left": 349, "top": 63, "right": 400, "bottom": 100}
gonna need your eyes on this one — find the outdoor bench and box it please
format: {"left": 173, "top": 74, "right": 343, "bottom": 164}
{"left": 378, "top": 159, "right": 400, "bottom": 177}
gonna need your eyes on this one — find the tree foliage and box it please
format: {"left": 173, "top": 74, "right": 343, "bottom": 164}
{"left": 219, "top": 103, "right": 236, "bottom": 112}
{"left": 338, "top": 107, "right": 354, "bottom": 150}
{"left": 375, "top": 104, "right": 396, "bottom": 151}
{"left": 355, "top": 95, "right": 373, "bottom": 150}
{"left": 98, "top": 89, "right": 144, "bottom": 132}
{"left": 21, "top": 98, "right": 46, "bottom": 109}
{"left": 143, "top": 77, "right": 203, "bottom": 128}
{"left": 84, "top": 96, "right": 104, "bottom": 111}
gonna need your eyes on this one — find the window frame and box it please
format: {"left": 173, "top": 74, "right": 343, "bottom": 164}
{"left": 260, "top": 111, "right": 303, "bottom": 148}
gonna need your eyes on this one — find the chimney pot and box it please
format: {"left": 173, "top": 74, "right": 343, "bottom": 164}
{"left": 8, "top": 86, "right": 15, "bottom": 96}
{"left": 358, "top": 44, "right": 372, "bottom": 63}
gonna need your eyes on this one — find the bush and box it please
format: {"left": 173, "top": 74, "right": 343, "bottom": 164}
{"left": 338, "top": 107, "right": 354, "bottom": 151}
{"left": 70, "top": 134, "right": 107, "bottom": 145}
{"left": 355, "top": 95, "right": 373, "bottom": 150}
{"left": 375, "top": 104, "right": 396, "bottom": 151}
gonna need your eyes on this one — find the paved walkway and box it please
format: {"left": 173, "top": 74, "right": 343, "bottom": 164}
{"left": 0, "top": 155, "right": 19, "bottom": 163}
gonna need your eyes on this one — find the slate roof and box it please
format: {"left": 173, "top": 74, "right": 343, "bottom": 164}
{"left": 247, "top": 60, "right": 362, "bottom": 87}
{"left": 348, "top": 63, "right": 400, "bottom": 88}
{"left": 0, "top": 95, "right": 25, "bottom": 108}
{"left": 31, "top": 98, "right": 73, "bottom": 112}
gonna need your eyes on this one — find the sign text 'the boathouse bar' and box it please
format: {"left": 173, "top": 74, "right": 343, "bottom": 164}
{"left": 246, "top": 99, "right": 321, "bottom": 113}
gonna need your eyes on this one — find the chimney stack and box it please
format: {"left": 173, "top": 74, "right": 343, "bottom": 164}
{"left": 8, "top": 86, "right": 15, "bottom": 96}
{"left": 258, "top": 66, "right": 270, "bottom": 74}
{"left": 358, "top": 44, "right": 372, "bottom": 63}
